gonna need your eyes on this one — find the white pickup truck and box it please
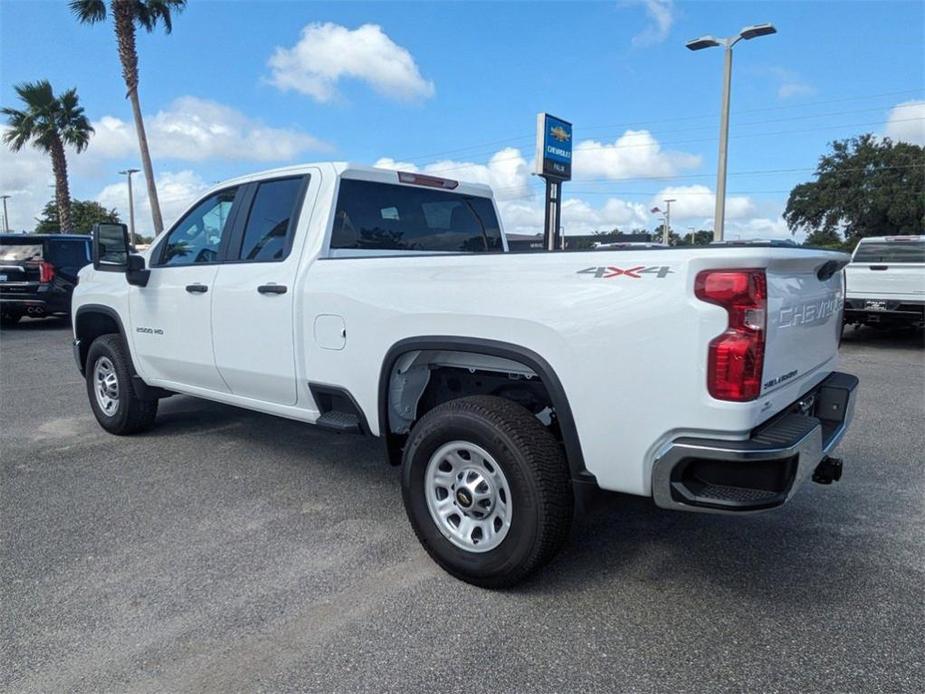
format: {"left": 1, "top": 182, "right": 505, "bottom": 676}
{"left": 73, "top": 163, "right": 858, "bottom": 587}
{"left": 844, "top": 235, "right": 925, "bottom": 329}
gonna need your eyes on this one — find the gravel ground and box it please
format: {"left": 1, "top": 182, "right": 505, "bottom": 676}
{"left": 1, "top": 319, "right": 923, "bottom": 693}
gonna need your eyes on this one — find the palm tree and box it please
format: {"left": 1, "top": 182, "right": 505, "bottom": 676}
{"left": 70, "top": 0, "right": 187, "bottom": 236}
{"left": 2, "top": 81, "right": 94, "bottom": 232}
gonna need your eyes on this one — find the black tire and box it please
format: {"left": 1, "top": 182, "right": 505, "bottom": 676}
{"left": 401, "top": 395, "right": 573, "bottom": 588}
{"left": 0, "top": 310, "right": 22, "bottom": 327}
{"left": 85, "top": 333, "right": 158, "bottom": 435}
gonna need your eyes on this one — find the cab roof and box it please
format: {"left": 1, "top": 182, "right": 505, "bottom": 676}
{"left": 210, "top": 162, "right": 495, "bottom": 199}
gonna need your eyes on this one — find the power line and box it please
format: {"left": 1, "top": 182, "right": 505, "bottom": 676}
{"left": 486, "top": 162, "right": 925, "bottom": 195}
{"left": 421, "top": 116, "right": 925, "bottom": 176}
{"left": 387, "top": 87, "right": 923, "bottom": 165}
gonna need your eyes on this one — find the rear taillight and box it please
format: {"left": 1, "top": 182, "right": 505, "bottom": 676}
{"left": 39, "top": 261, "right": 55, "bottom": 284}
{"left": 695, "top": 269, "right": 767, "bottom": 402}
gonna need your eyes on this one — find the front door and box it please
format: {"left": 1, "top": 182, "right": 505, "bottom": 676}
{"left": 129, "top": 187, "right": 241, "bottom": 391}
{"left": 211, "top": 175, "right": 312, "bottom": 405}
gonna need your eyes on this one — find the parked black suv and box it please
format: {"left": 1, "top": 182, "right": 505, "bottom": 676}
{"left": 0, "top": 234, "right": 92, "bottom": 325}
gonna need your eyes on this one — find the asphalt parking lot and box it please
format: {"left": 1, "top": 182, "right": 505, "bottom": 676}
{"left": 1, "top": 319, "right": 923, "bottom": 693}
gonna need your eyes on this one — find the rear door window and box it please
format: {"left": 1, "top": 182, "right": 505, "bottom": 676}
{"left": 235, "top": 176, "right": 306, "bottom": 262}
{"left": 48, "top": 239, "right": 91, "bottom": 269}
{"left": 853, "top": 241, "right": 925, "bottom": 263}
{"left": 331, "top": 179, "right": 503, "bottom": 253}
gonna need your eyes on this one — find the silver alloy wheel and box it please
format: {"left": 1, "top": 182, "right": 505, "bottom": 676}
{"left": 93, "top": 356, "right": 119, "bottom": 416}
{"left": 424, "top": 441, "right": 513, "bottom": 553}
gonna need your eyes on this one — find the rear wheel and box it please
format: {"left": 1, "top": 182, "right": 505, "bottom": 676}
{"left": 0, "top": 309, "right": 22, "bottom": 327}
{"left": 85, "top": 334, "right": 158, "bottom": 435}
{"left": 401, "top": 395, "right": 573, "bottom": 588}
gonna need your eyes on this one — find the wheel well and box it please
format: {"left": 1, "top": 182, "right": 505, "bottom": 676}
{"left": 74, "top": 308, "right": 122, "bottom": 372}
{"left": 378, "top": 338, "right": 592, "bottom": 484}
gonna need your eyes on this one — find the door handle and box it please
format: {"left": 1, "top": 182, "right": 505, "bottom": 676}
{"left": 257, "top": 284, "right": 287, "bottom": 295}
{"left": 185, "top": 283, "right": 208, "bottom": 293}
{"left": 870, "top": 265, "right": 888, "bottom": 271}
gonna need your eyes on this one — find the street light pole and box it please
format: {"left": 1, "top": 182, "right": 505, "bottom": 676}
{"left": 0, "top": 195, "right": 10, "bottom": 232}
{"left": 663, "top": 198, "right": 676, "bottom": 245}
{"left": 686, "top": 23, "right": 777, "bottom": 241}
{"left": 715, "top": 45, "right": 733, "bottom": 242}
{"left": 118, "top": 168, "right": 140, "bottom": 244}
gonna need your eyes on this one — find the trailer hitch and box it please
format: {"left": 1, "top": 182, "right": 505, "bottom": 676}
{"left": 812, "top": 456, "right": 843, "bottom": 485}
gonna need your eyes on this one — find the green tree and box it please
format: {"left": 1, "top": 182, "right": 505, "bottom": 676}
{"left": 2, "top": 80, "right": 94, "bottom": 232}
{"left": 785, "top": 134, "right": 925, "bottom": 244}
{"left": 680, "top": 229, "right": 714, "bottom": 246}
{"left": 70, "top": 0, "right": 187, "bottom": 237}
{"left": 34, "top": 199, "right": 121, "bottom": 234}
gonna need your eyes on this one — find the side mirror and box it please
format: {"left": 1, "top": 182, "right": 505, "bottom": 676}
{"left": 92, "top": 222, "right": 130, "bottom": 272}
{"left": 126, "top": 254, "right": 150, "bottom": 287}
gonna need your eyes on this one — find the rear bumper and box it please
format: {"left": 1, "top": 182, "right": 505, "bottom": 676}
{"left": 0, "top": 289, "right": 69, "bottom": 314}
{"left": 651, "top": 372, "right": 858, "bottom": 514}
{"left": 844, "top": 298, "right": 925, "bottom": 324}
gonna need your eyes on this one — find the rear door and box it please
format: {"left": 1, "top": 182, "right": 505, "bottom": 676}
{"left": 762, "top": 254, "right": 846, "bottom": 396}
{"left": 846, "top": 238, "right": 925, "bottom": 300}
{"left": 129, "top": 187, "right": 242, "bottom": 391}
{"left": 210, "top": 174, "right": 313, "bottom": 405}
{"left": 47, "top": 238, "right": 91, "bottom": 285}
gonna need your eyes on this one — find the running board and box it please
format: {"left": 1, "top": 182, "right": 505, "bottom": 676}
{"left": 315, "top": 410, "right": 362, "bottom": 433}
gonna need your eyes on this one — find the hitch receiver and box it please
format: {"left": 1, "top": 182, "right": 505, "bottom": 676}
{"left": 812, "top": 456, "right": 843, "bottom": 485}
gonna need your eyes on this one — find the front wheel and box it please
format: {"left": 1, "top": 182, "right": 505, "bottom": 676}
{"left": 401, "top": 395, "right": 573, "bottom": 588}
{"left": 85, "top": 334, "right": 158, "bottom": 435}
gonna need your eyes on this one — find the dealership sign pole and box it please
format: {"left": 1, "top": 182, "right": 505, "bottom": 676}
{"left": 535, "top": 113, "right": 572, "bottom": 251}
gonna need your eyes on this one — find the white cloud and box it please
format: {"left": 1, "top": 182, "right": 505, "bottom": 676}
{"left": 268, "top": 23, "right": 434, "bottom": 103}
{"left": 724, "top": 217, "right": 792, "bottom": 241}
{"left": 0, "top": 135, "right": 54, "bottom": 231}
{"left": 884, "top": 100, "right": 925, "bottom": 145}
{"left": 778, "top": 82, "right": 816, "bottom": 99}
{"left": 624, "top": 0, "right": 675, "bottom": 46}
{"left": 96, "top": 170, "right": 211, "bottom": 238}
{"left": 761, "top": 67, "right": 816, "bottom": 101}
{"left": 651, "top": 184, "right": 755, "bottom": 221}
{"left": 375, "top": 147, "right": 531, "bottom": 201}
{"left": 574, "top": 129, "right": 701, "bottom": 180}
{"left": 374, "top": 147, "right": 650, "bottom": 236}
{"left": 92, "top": 97, "right": 329, "bottom": 162}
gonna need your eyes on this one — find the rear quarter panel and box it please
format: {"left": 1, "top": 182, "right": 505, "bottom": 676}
{"left": 298, "top": 247, "right": 848, "bottom": 496}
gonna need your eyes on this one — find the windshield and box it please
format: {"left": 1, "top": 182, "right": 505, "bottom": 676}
{"left": 0, "top": 242, "right": 44, "bottom": 263}
{"left": 853, "top": 240, "right": 925, "bottom": 263}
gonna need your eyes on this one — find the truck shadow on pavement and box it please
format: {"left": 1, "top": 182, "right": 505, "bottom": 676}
{"left": 841, "top": 324, "right": 924, "bottom": 350}
{"left": 146, "top": 395, "right": 882, "bottom": 608}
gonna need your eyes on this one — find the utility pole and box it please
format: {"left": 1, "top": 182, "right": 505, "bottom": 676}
{"left": 663, "top": 198, "right": 676, "bottom": 245}
{"left": 0, "top": 195, "right": 10, "bottom": 232}
{"left": 118, "top": 169, "right": 140, "bottom": 244}
{"left": 686, "top": 23, "right": 777, "bottom": 241}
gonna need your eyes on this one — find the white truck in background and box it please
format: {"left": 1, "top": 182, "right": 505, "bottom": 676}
{"left": 72, "top": 163, "right": 858, "bottom": 587}
{"left": 844, "top": 235, "right": 925, "bottom": 329}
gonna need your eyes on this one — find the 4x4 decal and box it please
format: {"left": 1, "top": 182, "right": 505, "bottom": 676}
{"left": 577, "top": 265, "right": 674, "bottom": 279}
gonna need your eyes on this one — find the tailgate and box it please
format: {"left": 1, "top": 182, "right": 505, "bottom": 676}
{"left": 0, "top": 241, "right": 43, "bottom": 285}
{"left": 762, "top": 256, "right": 844, "bottom": 396}
{"left": 846, "top": 262, "right": 925, "bottom": 299}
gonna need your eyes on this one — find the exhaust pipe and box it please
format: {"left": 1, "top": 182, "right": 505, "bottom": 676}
{"left": 26, "top": 306, "right": 45, "bottom": 316}
{"left": 812, "top": 456, "right": 843, "bottom": 485}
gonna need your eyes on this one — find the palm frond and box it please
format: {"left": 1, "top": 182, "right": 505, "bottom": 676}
{"left": 136, "top": 0, "right": 186, "bottom": 34}
{"left": 69, "top": 0, "right": 106, "bottom": 23}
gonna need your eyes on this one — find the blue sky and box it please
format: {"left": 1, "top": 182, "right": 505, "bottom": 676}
{"left": 1, "top": 0, "right": 923, "bottom": 238}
